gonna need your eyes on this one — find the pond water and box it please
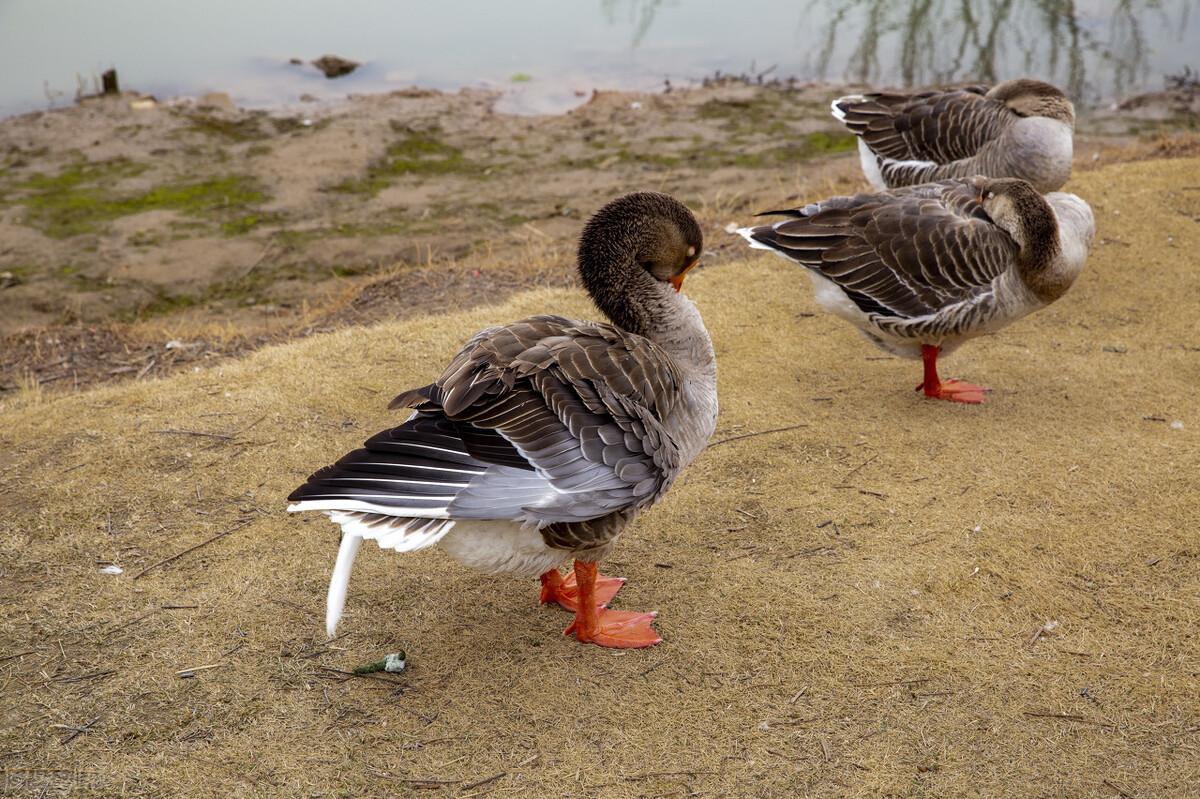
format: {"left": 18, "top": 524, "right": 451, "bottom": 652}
{"left": 0, "top": 0, "right": 1196, "bottom": 117}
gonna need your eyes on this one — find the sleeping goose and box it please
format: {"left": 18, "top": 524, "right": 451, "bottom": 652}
{"left": 738, "top": 177, "right": 1094, "bottom": 403}
{"left": 288, "top": 192, "right": 716, "bottom": 648}
{"left": 831, "top": 79, "right": 1075, "bottom": 192}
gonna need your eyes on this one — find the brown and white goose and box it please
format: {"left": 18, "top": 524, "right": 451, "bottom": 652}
{"left": 288, "top": 192, "right": 716, "bottom": 648}
{"left": 738, "top": 177, "right": 1094, "bottom": 403}
{"left": 832, "top": 79, "right": 1075, "bottom": 192}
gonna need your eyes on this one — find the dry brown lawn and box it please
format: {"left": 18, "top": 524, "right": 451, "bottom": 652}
{"left": 1, "top": 158, "right": 1198, "bottom": 798}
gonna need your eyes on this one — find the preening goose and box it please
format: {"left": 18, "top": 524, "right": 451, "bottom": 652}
{"left": 289, "top": 192, "right": 717, "bottom": 648}
{"left": 832, "top": 79, "right": 1075, "bottom": 192}
{"left": 738, "top": 177, "right": 1094, "bottom": 403}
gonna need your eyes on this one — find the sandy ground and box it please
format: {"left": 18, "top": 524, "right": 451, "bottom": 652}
{"left": 1, "top": 79, "right": 1197, "bottom": 395}
{"left": 1, "top": 157, "right": 1198, "bottom": 798}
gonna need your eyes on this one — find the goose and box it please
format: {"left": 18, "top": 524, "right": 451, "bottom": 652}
{"left": 831, "top": 79, "right": 1075, "bottom": 192}
{"left": 288, "top": 192, "right": 717, "bottom": 648}
{"left": 737, "top": 177, "right": 1094, "bottom": 403}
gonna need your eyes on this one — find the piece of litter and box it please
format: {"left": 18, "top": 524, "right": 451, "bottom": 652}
{"left": 353, "top": 651, "right": 407, "bottom": 674}
{"left": 724, "top": 222, "right": 739, "bottom": 234}
{"left": 1170, "top": 420, "right": 1184, "bottom": 430}
{"left": 99, "top": 565, "right": 123, "bottom": 575}
{"left": 630, "top": 101, "right": 643, "bottom": 110}
{"left": 302, "top": 118, "right": 313, "bottom": 127}
{"left": 1028, "top": 619, "right": 1060, "bottom": 645}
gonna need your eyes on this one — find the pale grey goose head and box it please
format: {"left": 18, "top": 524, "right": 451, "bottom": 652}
{"left": 738, "top": 176, "right": 1094, "bottom": 403}
{"left": 289, "top": 192, "right": 716, "bottom": 648}
{"left": 831, "top": 79, "right": 1075, "bottom": 193}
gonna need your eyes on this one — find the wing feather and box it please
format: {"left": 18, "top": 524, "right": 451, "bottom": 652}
{"left": 742, "top": 179, "right": 1018, "bottom": 319}
{"left": 834, "top": 86, "right": 1007, "bottom": 164}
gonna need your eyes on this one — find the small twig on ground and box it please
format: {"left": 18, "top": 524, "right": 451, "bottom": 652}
{"left": 51, "top": 670, "right": 115, "bottom": 684}
{"left": 708, "top": 423, "right": 808, "bottom": 448}
{"left": 176, "top": 664, "right": 224, "bottom": 678}
{"left": 0, "top": 650, "right": 37, "bottom": 663}
{"left": 852, "top": 677, "right": 929, "bottom": 687}
{"left": 460, "top": 772, "right": 506, "bottom": 792}
{"left": 842, "top": 454, "right": 878, "bottom": 479}
{"left": 1023, "top": 711, "right": 1114, "bottom": 728}
{"left": 102, "top": 608, "right": 159, "bottom": 637}
{"left": 639, "top": 661, "right": 667, "bottom": 677}
{"left": 152, "top": 428, "right": 234, "bottom": 440}
{"left": 1027, "top": 619, "right": 1060, "bottom": 646}
{"left": 135, "top": 357, "right": 156, "bottom": 380}
{"left": 55, "top": 716, "right": 100, "bottom": 745}
{"left": 133, "top": 518, "right": 256, "bottom": 580}
{"left": 1102, "top": 779, "right": 1137, "bottom": 798}
{"left": 318, "top": 666, "right": 408, "bottom": 689}
{"left": 625, "top": 770, "right": 718, "bottom": 780}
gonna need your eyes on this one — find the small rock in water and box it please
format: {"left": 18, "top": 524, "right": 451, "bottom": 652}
{"left": 312, "top": 55, "right": 360, "bottom": 79}
{"left": 198, "top": 92, "right": 235, "bottom": 113}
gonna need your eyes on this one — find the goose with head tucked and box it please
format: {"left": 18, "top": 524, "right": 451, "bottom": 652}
{"left": 288, "top": 192, "right": 716, "bottom": 648}
{"left": 832, "top": 79, "right": 1075, "bottom": 192}
{"left": 738, "top": 177, "right": 1094, "bottom": 403}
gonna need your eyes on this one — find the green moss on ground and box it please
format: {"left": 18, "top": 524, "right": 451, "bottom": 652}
{"left": 12, "top": 159, "right": 267, "bottom": 238}
{"left": 329, "top": 132, "right": 474, "bottom": 195}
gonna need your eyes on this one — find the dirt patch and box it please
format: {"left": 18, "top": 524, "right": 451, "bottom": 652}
{"left": 1, "top": 157, "right": 1198, "bottom": 798}
{"left": 3, "top": 80, "right": 1196, "bottom": 395}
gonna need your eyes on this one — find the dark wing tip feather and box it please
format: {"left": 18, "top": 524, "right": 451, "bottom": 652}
{"left": 754, "top": 208, "right": 806, "bottom": 218}
{"left": 388, "top": 385, "right": 436, "bottom": 410}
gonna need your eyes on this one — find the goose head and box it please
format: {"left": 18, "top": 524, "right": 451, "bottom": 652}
{"left": 987, "top": 79, "right": 1075, "bottom": 127}
{"left": 577, "top": 192, "right": 704, "bottom": 335}
{"left": 980, "top": 177, "right": 1087, "bottom": 302}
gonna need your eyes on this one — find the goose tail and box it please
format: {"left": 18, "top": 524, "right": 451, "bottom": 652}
{"left": 325, "top": 533, "right": 363, "bottom": 638}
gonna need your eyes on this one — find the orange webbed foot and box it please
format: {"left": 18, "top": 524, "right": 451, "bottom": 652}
{"left": 917, "top": 379, "right": 990, "bottom": 404}
{"left": 539, "top": 568, "right": 625, "bottom": 612}
{"left": 565, "top": 608, "right": 661, "bottom": 649}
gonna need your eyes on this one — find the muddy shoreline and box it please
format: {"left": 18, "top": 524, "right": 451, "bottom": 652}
{"left": 1, "top": 79, "right": 1196, "bottom": 394}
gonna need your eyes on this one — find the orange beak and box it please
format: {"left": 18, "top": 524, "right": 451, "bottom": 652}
{"left": 670, "top": 258, "right": 701, "bottom": 292}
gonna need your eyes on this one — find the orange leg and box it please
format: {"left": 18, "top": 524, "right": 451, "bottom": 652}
{"left": 560, "top": 560, "right": 660, "bottom": 648}
{"left": 916, "top": 344, "right": 989, "bottom": 404}
{"left": 539, "top": 565, "right": 625, "bottom": 612}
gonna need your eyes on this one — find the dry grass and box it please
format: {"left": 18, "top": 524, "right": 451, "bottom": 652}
{"left": 2, "top": 158, "right": 1198, "bottom": 798}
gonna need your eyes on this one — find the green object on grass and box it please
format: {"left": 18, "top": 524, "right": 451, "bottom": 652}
{"left": 353, "top": 651, "right": 407, "bottom": 674}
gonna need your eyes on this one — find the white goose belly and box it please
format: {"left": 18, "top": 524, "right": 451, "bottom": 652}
{"left": 436, "top": 520, "right": 568, "bottom": 578}
{"left": 809, "top": 271, "right": 1038, "bottom": 360}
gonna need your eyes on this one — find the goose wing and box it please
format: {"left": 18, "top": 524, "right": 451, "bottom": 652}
{"left": 741, "top": 180, "right": 1018, "bottom": 319}
{"left": 832, "top": 86, "right": 1010, "bottom": 164}
{"left": 290, "top": 315, "right": 685, "bottom": 533}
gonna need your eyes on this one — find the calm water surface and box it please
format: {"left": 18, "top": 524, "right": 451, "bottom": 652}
{"left": 0, "top": 0, "right": 1196, "bottom": 117}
